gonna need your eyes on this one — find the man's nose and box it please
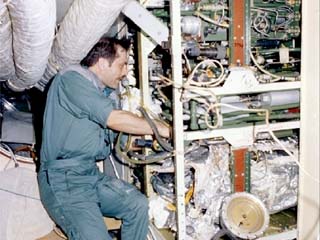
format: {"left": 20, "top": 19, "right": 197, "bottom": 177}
{"left": 121, "top": 65, "right": 128, "bottom": 78}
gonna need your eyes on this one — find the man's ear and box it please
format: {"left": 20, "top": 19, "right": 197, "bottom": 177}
{"left": 98, "top": 58, "right": 109, "bottom": 70}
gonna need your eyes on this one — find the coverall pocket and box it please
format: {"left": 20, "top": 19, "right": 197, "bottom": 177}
{"left": 46, "top": 170, "right": 69, "bottom": 191}
{"left": 44, "top": 169, "right": 72, "bottom": 204}
{"left": 65, "top": 168, "right": 99, "bottom": 203}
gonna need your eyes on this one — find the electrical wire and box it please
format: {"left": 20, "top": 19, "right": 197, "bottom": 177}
{"left": 0, "top": 144, "right": 34, "bottom": 165}
{"left": 194, "top": 11, "right": 229, "bottom": 28}
{"left": 249, "top": 49, "right": 297, "bottom": 82}
{"left": 1, "top": 143, "right": 19, "bottom": 168}
{"left": 185, "top": 59, "right": 226, "bottom": 87}
{"left": 182, "top": 52, "right": 191, "bottom": 74}
{"left": 157, "top": 65, "right": 225, "bottom": 98}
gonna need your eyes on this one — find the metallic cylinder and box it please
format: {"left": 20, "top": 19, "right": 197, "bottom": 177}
{"left": 259, "top": 90, "right": 300, "bottom": 106}
{"left": 181, "top": 16, "right": 201, "bottom": 36}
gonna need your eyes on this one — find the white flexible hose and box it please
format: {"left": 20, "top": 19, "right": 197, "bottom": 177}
{"left": 0, "top": 5, "right": 15, "bottom": 81}
{"left": 36, "top": 0, "right": 131, "bottom": 91}
{"left": 6, "top": 0, "right": 56, "bottom": 91}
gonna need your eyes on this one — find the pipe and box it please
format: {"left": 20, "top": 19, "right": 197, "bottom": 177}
{"left": 6, "top": 0, "right": 56, "bottom": 91}
{"left": 0, "top": 5, "right": 14, "bottom": 81}
{"left": 36, "top": 0, "right": 131, "bottom": 91}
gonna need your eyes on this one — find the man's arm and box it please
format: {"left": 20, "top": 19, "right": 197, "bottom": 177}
{"left": 107, "top": 110, "right": 170, "bottom": 138}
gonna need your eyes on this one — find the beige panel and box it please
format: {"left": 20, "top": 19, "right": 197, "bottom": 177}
{"left": 298, "top": 0, "right": 320, "bottom": 239}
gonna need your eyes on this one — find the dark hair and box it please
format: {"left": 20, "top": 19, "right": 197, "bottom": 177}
{"left": 80, "top": 37, "right": 131, "bottom": 67}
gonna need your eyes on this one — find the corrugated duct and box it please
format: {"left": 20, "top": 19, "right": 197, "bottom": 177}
{"left": 36, "top": 0, "right": 131, "bottom": 91}
{"left": 0, "top": 4, "right": 15, "bottom": 81}
{"left": 2, "top": 0, "right": 56, "bottom": 92}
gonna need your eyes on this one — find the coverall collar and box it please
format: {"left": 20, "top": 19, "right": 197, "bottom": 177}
{"left": 60, "top": 64, "right": 106, "bottom": 92}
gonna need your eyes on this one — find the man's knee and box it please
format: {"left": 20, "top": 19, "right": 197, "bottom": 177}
{"left": 140, "top": 193, "right": 149, "bottom": 209}
{"left": 126, "top": 192, "right": 149, "bottom": 219}
{"left": 135, "top": 192, "right": 149, "bottom": 212}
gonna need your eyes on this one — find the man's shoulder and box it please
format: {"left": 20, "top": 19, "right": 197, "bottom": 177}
{"left": 57, "top": 67, "right": 92, "bottom": 87}
{"left": 60, "top": 64, "right": 88, "bottom": 76}
{"left": 58, "top": 65, "right": 102, "bottom": 91}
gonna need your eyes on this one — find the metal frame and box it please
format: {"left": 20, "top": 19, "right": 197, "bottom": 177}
{"left": 258, "top": 229, "right": 297, "bottom": 240}
{"left": 170, "top": 1, "right": 186, "bottom": 238}
{"left": 184, "top": 121, "right": 300, "bottom": 147}
{"left": 134, "top": 0, "right": 320, "bottom": 239}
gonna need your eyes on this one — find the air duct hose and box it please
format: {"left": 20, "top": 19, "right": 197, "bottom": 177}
{"left": 5, "top": 0, "right": 56, "bottom": 91}
{"left": 0, "top": 5, "right": 14, "bottom": 81}
{"left": 36, "top": 0, "right": 131, "bottom": 91}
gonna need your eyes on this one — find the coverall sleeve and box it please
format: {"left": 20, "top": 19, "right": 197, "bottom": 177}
{"left": 57, "top": 71, "right": 115, "bottom": 127}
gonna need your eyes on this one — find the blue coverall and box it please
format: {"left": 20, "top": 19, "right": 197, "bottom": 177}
{"left": 38, "top": 65, "right": 149, "bottom": 240}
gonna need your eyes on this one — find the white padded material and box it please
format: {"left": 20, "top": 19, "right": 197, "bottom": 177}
{"left": 6, "top": 0, "right": 56, "bottom": 91}
{"left": 0, "top": 4, "right": 14, "bottom": 81}
{"left": 36, "top": 0, "right": 131, "bottom": 90}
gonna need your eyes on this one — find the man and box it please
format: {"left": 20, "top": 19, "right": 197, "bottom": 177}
{"left": 38, "top": 37, "right": 170, "bottom": 240}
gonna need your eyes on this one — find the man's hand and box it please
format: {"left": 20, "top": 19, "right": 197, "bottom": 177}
{"left": 154, "top": 120, "right": 171, "bottom": 138}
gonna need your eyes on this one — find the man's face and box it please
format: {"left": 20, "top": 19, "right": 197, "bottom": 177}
{"left": 101, "top": 45, "right": 128, "bottom": 89}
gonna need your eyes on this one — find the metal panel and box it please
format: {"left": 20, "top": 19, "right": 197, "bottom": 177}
{"left": 122, "top": 0, "right": 169, "bottom": 45}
